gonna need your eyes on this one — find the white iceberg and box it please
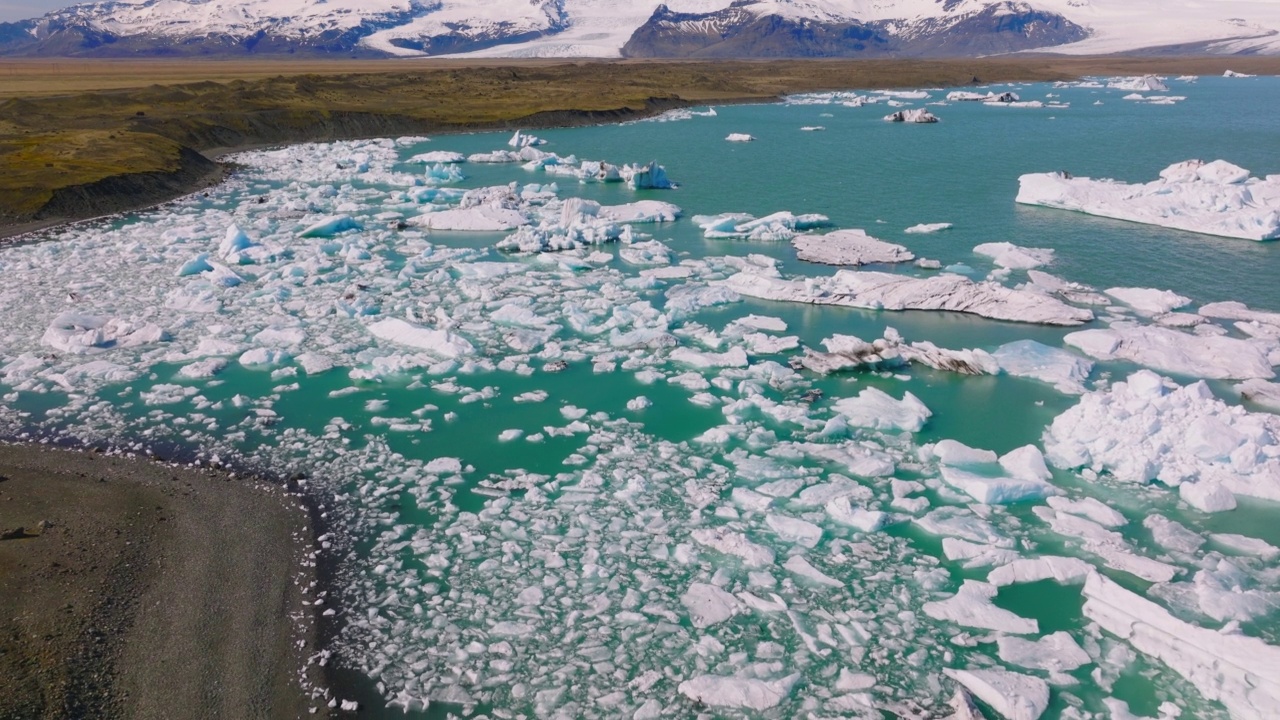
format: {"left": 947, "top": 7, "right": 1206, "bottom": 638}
{"left": 1237, "top": 378, "right": 1280, "bottom": 411}
{"left": 407, "top": 150, "right": 466, "bottom": 163}
{"left": 924, "top": 580, "right": 1038, "bottom": 634}
{"left": 695, "top": 211, "right": 830, "bottom": 242}
{"left": 1016, "top": 160, "right": 1280, "bottom": 241}
{"left": 1083, "top": 572, "right": 1280, "bottom": 720}
{"left": 719, "top": 267, "right": 1094, "bottom": 326}
{"left": 410, "top": 206, "right": 528, "bottom": 231}
{"left": 42, "top": 312, "right": 168, "bottom": 355}
{"left": 1103, "top": 287, "right": 1192, "bottom": 316}
{"left": 1107, "top": 75, "right": 1169, "bottom": 92}
{"left": 992, "top": 340, "right": 1093, "bottom": 394}
{"left": 725, "top": 133, "right": 755, "bottom": 142}
{"left": 793, "top": 229, "right": 914, "bottom": 266}
{"left": 678, "top": 674, "right": 800, "bottom": 711}
{"left": 1064, "top": 325, "right": 1274, "bottom": 380}
{"left": 884, "top": 108, "right": 938, "bottom": 123}
{"left": 1044, "top": 370, "right": 1280, "bottom": 502}
{"left": 367, "top": 318, "right": 474, "bottom": 359}
{"left": 905, "top": 222, "right": 952, "bottom": 234}
{"left": 943, "top": 668, "right": 1049, "bottom": 720}
{"left": 973, "top": 242, "right": 1054, "bottom": 270}
{"left": 833, "top": 387, "right": 932, "bottom": 432}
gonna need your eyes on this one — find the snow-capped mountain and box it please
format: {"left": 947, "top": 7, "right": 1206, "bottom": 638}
{"left": 1, "top": 0, "right": 1278, "bottom": 57}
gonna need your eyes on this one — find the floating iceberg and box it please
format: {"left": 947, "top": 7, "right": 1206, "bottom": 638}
{"left": 884, "top": 108, "right": 938, "bottom": 123}
{"left": 947, "top": 90, "right": 1020, "bottom": 103}
{"left": 905, "top": 222, "right": 951, "bottom": 234}
{"left": 1044, "top": 370, "right": 1280, "bottom": 503}
{"left": 1107, "top": 75, "right": 1169, "bottom": 92}
{"left": 366, "top": 318, "right": 474, "bottom": 359}
{"left": 410, "top": 206, "right": 528, "bottom": 231}
{"left": 1016, "top": 160, "right": 1280, "bottom": 241}
{"left": 694, "top": 212, "right": 830, "bottom": 242}
{"left": 1104, "top": 287, "right": 1191, "bottom": 316}
{"left": 798, "top": 328, "right": 997, "bottom": 377}
{"left": 1064, "top": 325, "right": 1274, "bottom": 380}
{"left": 943, "top": 668, "right": 1049, "bottom": 720}
{"left": 719, "top": 266, "right": 1094, "bottom": 326}
{"left": 832, "top": 386, "right": 932, "bottom": 432}
{"left": 1237, "top": 378, "right": 1280, "bottom": 411}
{"left": 408, "top": 150, "right": 466, "bottom": 164}
{"left": 1083, "top": 572, "right": 1280, "bottom": 720}
{"left": 620, "top": 160, "right": 676, "bottom": 190}
{"left": 678, "top": 673, "right": 800, "bottom": 711}
{"left": 725, "top": 133, "right": 755, "bottom": 142}
{"left": 792, "top": 229, "right": 914, "bottom": 266}
{"left": 298, "top": 215, "right": 363, "bottom": 238}
{"left": 974, "top": 242, "right": 1054, "bottom": 270}
{"left": 924, "top": 580, "right": 1038, "bottom": 634}
{"left": 42, "top": 312, "right": 168, "bottom": 355}
{"left": 992, "top": 340, "right": 1093, "bottom": 394}
{"left": 507, "top": 130, "right": 545, "bottom": 148}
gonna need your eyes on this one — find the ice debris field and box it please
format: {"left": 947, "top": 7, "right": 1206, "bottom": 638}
{"left": 2, "top": 76, "right": 1280, "bottom": 719}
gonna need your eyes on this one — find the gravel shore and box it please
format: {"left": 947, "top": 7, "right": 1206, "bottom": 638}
{"left": 0, "top": 443, "right": 329, "bottom": 720}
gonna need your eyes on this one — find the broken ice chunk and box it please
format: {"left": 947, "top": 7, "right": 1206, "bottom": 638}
{"left": 833, "top": 387, "right": 931, "bottom": 432}
{"left": 678, "top": 673, "right": 800, "bottom": 711}
{"left": 943, "top": 667, "right": 1050, "bottom": 720}
{"left": 923, "top": 580, "right": 1038, "bottom": 634}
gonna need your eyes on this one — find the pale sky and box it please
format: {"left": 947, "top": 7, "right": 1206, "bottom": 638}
{"left": 0, "top": 0, "right": 73, "bottom": 22}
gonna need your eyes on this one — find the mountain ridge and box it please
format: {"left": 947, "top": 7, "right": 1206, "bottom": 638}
{"left": 1, "top": 0, "right": 1278, "bottom": 58}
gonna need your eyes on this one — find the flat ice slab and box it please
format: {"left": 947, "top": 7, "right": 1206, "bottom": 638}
{"left": 720, "top": 267, "right": 1094, "bottom": 326}
{"left": 792, "top": 229, "right": 914, "bottom": 266}
{"left": 1083, "top": 572, "right": 1280, "bottom": 720}
{"left": 1016, "top": 159, "right": 1280, "bottom": 241}
{"left": 1064, "top": 325, "right": 1274, "bottom": 380}
{"left": 678, "top": 673, "right": 800, "bottom": 711}
{"left": 943, "top": 668, "right": 1050, "bottom": 720}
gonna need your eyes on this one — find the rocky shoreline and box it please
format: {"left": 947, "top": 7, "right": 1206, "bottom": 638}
{"left": 0, "top": 442, "right": 333, "bottom": 719}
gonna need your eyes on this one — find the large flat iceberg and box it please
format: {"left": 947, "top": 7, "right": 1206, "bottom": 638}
{"left": 1064, "top": 325, "right": 1274, "bottom": 380}
{"left": 1083, "top": 572, "right": 1280, "bottom": 720}
{"left": 719, "top": 266, "right": 1094, "bottom": 326}
{"left": 1017, "top": 159, "right": 1280, "bottom": 241}
{"left": 793, "top": 229, "right": 914, "bottom": 266}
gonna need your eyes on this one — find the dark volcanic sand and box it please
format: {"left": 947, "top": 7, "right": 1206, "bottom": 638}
{"left": 0, "top": 443, "right": 330, "bottom": 720}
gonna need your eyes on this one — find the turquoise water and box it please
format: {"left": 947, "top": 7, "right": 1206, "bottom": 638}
{"left": 2, "top": 75, "right": 1279, "bottom": 719}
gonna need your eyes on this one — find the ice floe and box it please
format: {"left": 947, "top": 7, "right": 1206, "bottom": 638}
{"left": 1064, "top": 325, "right": 1274, "bottom": 380}
{"left": 1044, "top": 370, "right": 1280, "bottom": 503}
{"left": 883, "top": 108, "right": 938, "bottom": 123}
{"left": 1017, "top": 160, "right": 1280, "bottom": 241}
{"left": 904, "top": 222, "right": 951, "bottom": 234}
{"left": 792, "top": 230, "right": 914, "bottom": 266}
{"left": 944, "top": 668, "right": 1049, "bottom": 720}
{"left": 1083, "top": 572, "right": 1280, "bottom": 720}
{"left": 991, "top": 340, "right": 1093, "bottom": 394}
{"left": 719, "top": 263, "right": 1094, "bottom": 326}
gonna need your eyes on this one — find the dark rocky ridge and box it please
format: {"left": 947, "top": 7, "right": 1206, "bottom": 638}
{"left": 34, "top": 146, "right": 223, "bottom": 223}
{"left": 622, "top": 1, "right": 1088, "bottom": 58}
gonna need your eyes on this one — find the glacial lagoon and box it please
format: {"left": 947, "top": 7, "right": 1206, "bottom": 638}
{"left": 2, "top": 75, "right": 1280, "bottom": 718}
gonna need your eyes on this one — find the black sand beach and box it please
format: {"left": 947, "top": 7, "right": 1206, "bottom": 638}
{"left": 0, "top": 443, "right": 329, "bottom": 719}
